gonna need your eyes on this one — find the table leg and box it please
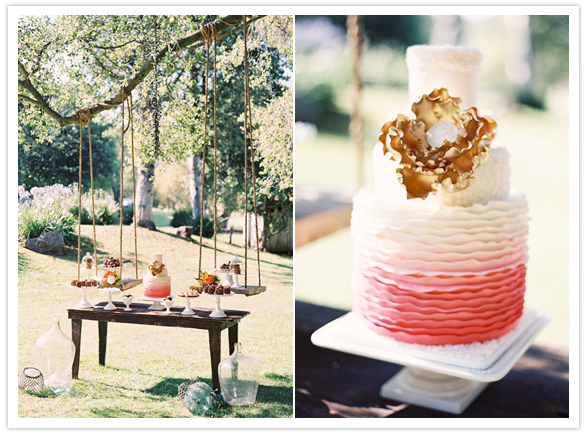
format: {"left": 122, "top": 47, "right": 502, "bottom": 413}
{"left": 208, "top": 328, "right": 222, "bottom": 391}
{"left": 98, "top": 321, "right": 108, "bottom": 366}
{"left": 228, "top": 323, "right": 238, "bottom": 355}
{"left": 71, "top": 319, "right": 82, "bottom": 379}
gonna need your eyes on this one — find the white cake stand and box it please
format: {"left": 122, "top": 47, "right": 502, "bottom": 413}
{"left": 203, "top": 292, "right": 234, "bottom": 318}
{"left": 139, "top": 296, "right": 165, "bottom": 311}
{"left": 176, "top": 296, "right": 199, "bottom": 315}
{"left": 215, "top": 269, "right": 234, "bottom": 287}
{"left": 70, "top": 269, "right": 99, "bottom": 308}
{"left": 99, "top": 288, "right": 121, "bottom": 311}
{"left": 230, "top": 273, "right": 244, "bottom": 288}
{"left": 311, "top": 306, "right": 551, "bottom": 414}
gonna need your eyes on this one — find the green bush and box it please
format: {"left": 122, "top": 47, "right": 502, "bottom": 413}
{"left": 69, "top": 205, "right": 92, "bottom": 225}
{"left": 123, "top": 205, "right": 134, "bottom": 225}
{"left": 19, "top": 205, "right": 76, "bottom": 243}
{"left": 18, "top": 184, "right": 77, "bottom": 243}
{"left": 170, "top": 209, "right": 215, "bottom": 238}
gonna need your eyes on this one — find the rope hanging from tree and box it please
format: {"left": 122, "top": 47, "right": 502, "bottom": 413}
{"left": 75, "top": 108, "right": 97, "bottom": 281}
{"left": 242, "top": 15, "right": 262, "bottom": 288}
{"left": 74, "top": 84, "right": 139, "bottom": 285}
{"left": 197, "top": 21, "right": 214, "bottom": 278}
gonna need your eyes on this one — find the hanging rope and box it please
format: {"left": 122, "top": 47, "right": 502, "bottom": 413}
{"left": 198, "top": 21, "right": 213, "bottom": 278}
{"left": 213, "top": 28, "right": 219, "bottom": 271}
{"left": 242, "top": 16, "right": 250, "bottom": 288}
{"left": 241, "top": 15, "right": 263, "bottom": 287}
{"left": 129, "top": 94, "right": 138, "bottom": 279}
{"left": 119, "top": 87, "right": 126, "bottom": 279}
{"left": 245, "top": 65, "right": 262, "bottom": 286}
{"left": 117, "top": 85, "right": 136, "bottom": 280}
{"left": 75, "top": 108, "right": 97, "bottom": 282}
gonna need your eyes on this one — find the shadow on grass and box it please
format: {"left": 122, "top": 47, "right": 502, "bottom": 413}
{"left": 158, "top": 228, "right": 293, "bottom": 269}
{"left": 18, "top": 252, "right": 31, "bottom": 273}
{"left": 140, "top": 375, "right": 293, "bottom": 418}
{"left": 90, "top": 407, "right": 176, "bottom": 418}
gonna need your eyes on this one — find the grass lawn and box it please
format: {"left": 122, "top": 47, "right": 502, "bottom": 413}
{"left": 17, "top": 224, "right": 293, "bottom": 418}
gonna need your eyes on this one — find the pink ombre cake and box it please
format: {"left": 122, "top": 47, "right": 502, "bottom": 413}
{"left": 351, "top": 46, "right": 529, "bottom": 345}
{"left": 143, "top": 253, "right": 172, "bottom": 298}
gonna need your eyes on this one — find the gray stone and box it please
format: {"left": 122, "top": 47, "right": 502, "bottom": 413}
{"left": 176, "top": 226, "right": 194, "bottom": 239}
{"left": 24, "top": 230, "right": 66, "bottom": 256}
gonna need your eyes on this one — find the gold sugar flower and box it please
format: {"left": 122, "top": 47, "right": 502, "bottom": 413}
{"left": 379, "top": 88, "right": 497, "bottom": 200}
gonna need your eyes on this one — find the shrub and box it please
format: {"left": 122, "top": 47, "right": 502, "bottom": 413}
{"left": 171, "top": 209, "right": 215, "bottom": 238}
{"left": 18, "top": 184, "right": 77, "bottom": 242}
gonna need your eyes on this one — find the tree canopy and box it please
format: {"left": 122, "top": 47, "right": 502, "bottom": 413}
{"left": 18, "top": 14, "right": 293, "bottom": 214}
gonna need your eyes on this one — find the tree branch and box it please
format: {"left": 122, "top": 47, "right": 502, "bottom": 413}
{"left": 18, "top": 60, "right": 65, "bottom": 124}
{"left": 18, "top": 14, "right": 266, "bottom": 127}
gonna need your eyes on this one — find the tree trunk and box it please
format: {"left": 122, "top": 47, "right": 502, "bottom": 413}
{"left": 135, "top": 162, "right": 157, "bottom": 230}
{"left": 188, "top": 153, "right": 203, "bottom": 220}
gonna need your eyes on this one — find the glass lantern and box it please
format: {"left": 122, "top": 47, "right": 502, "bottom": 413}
{"left": 82, "top": 252, "right": 95, "bottom": 278}
{"left": 218, "top": 342, "right": 259, "bottom": 406}
{"left": 32, "top": 316, "right": 76, "bottom": 395}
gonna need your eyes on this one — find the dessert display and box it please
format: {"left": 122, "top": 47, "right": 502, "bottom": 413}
{"left": 143, "top": 253, "right": 171, "bottom": 298}
{"left": 202, "top": 284, "right": 232, "bottom": 295}
{"left": 219, "top": 263, "right": 230, "bottom": 271}
{"left": 231, "top": 263, "right": 241, "bottom": 274}
{"left": 122, "top": 294, "right": 134, "bottom": 301}
{"left": 350, "top": 45, "right": 529, "bottom": 346}
{"left": 102, "top": 256, "right": 123, "bottom": 269}
{"left": 82, "top": 252, "right": 95, "bottom": 270}
{"left": 71, "top": 279, "right": 98, "bottom": 287}
{"left": 177, "top": 287, "right": 200, "bottom": 297}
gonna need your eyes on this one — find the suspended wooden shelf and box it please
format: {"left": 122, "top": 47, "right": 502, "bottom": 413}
{"left": 99, "top": 278, "right": 143, "bottom": 291}
{"left": 231, "top": 285, "right": 266, "bottom": 297}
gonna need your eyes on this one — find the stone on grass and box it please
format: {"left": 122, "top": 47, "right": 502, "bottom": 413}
{"left": 24, "top": 230, "right": 65, "bottom": 256}
{"left": 176, "top": 226, "right": 194, "bottom": 239}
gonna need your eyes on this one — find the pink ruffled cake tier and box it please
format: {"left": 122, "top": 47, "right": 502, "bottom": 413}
{"left": 143, "top": 278, "right": 171, "bottom": 298}
{"left": 352, "top": 264, "right": 527, "bottom": 345}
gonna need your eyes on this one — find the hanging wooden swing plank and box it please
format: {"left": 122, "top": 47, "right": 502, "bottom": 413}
{"left": 231, "top": 285, "right": 266, "bottom": 297}
{"left": 99, "top": 277, "right": 143, "bottom": 291}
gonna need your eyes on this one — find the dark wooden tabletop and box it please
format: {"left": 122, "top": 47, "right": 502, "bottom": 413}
{"left": 68, "top": 301, "right": 249, "bottom": 329}
{"left": 295, "top": 301, "right": 569, "bottom": 418}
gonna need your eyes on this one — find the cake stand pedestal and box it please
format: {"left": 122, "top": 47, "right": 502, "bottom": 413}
{"left": 99, "top": 288, "right": 121, "bottom": 311}
{"left": 71, "top": 270, "right": 99, "bottom": 308}
{"left": 203, "top": 293, "right": 233, "bottom": 318}
{"left": 77, "top": 287, "right": 94, "bottom": 309}
{"left": 176, "top": 296, "right": 198, "bottom": 315}
{"left": 139, "top": 297, "right": 165, "bottom": 311}
{"left": 311, "top": 306, "right": 551, "bottom": 414}
{"left": 215, "top": 269, "right": 234, "bottom": 287}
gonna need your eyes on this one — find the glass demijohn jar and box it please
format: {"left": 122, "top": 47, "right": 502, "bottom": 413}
{"left": 32, "top": 316, "right": 76, "bottom": 395}
{"left": 218, "top": 342, "right": 259, "bottom": 405}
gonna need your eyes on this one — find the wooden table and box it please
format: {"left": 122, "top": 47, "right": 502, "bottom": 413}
{"left": 67, "top": 301, "right": 250, "bottom": 391}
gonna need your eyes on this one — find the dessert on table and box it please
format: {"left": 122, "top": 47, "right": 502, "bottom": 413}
{"left": 143, "top": 253, "right": 172, "bottom": 299}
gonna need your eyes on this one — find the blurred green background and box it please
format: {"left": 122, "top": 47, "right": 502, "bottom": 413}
{"left": 295, "top": 15, "right": 570, "bottom": 349}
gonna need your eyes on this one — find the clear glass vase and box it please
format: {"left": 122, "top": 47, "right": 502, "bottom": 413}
{"left": 32, "top": 316, "right": 75, "bottom": 395}
{"left": 218, "top": 342, "right": 259, "bottom": 406}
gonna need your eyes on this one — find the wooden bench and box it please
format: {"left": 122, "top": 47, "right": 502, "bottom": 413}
{"left": 67, "top": 301, "right": 250, "bottom": 391}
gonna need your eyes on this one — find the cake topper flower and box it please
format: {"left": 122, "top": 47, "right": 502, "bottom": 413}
{"left": 148, "top": 260, "right": 165, "bottom": 276}
{"left": 379, "top": 88, "right": 497, "bottom": 199}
